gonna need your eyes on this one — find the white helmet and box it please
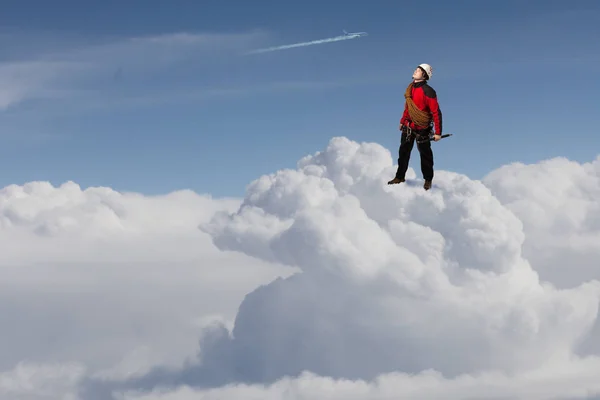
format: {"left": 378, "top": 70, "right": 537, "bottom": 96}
{"left": 418, "top": 63, "right": 433, "bottom": 79}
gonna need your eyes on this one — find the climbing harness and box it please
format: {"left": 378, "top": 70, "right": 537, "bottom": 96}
{"left": 402, "top": 125, "right": 452, "bottom": 144}
{"left": 403, "top": 125, "right": 431, "bottom": 144}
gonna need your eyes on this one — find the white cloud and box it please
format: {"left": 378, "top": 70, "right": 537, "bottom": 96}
{"left": 483, "top": 156, "right": 600, "bottom": 289}
{"left": 121, "top": 356, "right": 600, "bottom": 400}
{"left": 1, "top": 137, "right": 600, "bottom": 399}
{"left": 0, "top": 180, "right": 294, "bottom": 383}
{"left": 482, "top": 155, "right": 600, "bottom": 360}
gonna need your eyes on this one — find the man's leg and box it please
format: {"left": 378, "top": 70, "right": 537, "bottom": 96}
{"left": 417, "top": 138, "right": 434, "bottom": 189}
{"left": 389, "top": 131, "right": 414, "bottom": 183}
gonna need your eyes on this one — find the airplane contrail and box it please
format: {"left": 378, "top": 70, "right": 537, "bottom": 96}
{"left": 245, "top": 32, "right": 366, "bottom": 55}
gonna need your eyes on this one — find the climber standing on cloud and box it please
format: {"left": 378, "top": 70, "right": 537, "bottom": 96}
{"left": 388, "top": 63, "right": 447, "bottom": 190}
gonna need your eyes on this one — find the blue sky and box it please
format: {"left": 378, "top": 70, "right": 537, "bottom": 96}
{"left": 0, "top": 0, "right": 598, "bottom": 197}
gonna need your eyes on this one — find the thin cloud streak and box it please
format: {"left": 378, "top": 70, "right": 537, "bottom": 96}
{"left": 0, "top": 30, "right": 268, "bottom": 111}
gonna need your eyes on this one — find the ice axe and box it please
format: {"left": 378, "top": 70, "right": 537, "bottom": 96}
{"left": 417, "top": 133, "right": 453, "bottom": 143}
{"left": 433, "top": 133, "right": 452, "bottom": 141}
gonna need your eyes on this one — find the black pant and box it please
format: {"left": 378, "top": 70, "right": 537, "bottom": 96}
{"left": 394, "top": 130, "right": 434, "bottom": 181}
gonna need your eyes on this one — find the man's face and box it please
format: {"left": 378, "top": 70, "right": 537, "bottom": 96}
{"left": 413, "top": 67, "right": 424, "bottom": 80}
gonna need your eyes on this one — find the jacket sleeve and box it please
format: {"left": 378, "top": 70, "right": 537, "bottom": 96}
{"left": 425, "top": 92, "right": 442, "bottom": 135}
{"left": 400, "top": 103, "right": 409, "bottom": 126}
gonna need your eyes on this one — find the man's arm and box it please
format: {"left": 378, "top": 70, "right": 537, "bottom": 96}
{"left": 423, "top": 85, "right": 442, "bottom": 135}
{"left": 400, "top": 103, "right": 409, "bottom": 127}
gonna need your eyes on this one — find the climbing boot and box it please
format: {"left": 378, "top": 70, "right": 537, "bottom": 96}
{"left": 387, "top": 177, "right": 405, "bottom": 185}
{"left": 423, "top": 180, "right": 432, "bottom": 190}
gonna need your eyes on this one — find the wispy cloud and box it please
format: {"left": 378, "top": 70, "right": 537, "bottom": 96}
{"left": 0, "top": 29, "right": 379, "bottom": 125}
{"left": 0, "top": 60, "right": 82, "bottom": 109}
{"left": 0, "top": 30, "right": 268, "bottom": 111}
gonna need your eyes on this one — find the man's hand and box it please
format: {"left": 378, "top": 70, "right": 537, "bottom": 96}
{"left": 433, "top": 134, "right": 441, "bottom": 141}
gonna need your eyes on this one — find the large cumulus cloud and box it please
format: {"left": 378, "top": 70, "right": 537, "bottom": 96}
{"left": 3, "top": 137, "right": 600, "bottom": 400}
{"left": 194, "top": 136, "right": 600, "bottom": 387}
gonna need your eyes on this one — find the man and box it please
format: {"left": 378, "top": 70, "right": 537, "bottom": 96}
{"left": 388, "top": 63, "right": 443, "bottom": 190}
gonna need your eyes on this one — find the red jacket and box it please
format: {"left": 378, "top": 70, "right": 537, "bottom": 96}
{"left": 400, "top": 80, "right": 443, "bottom": 134}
